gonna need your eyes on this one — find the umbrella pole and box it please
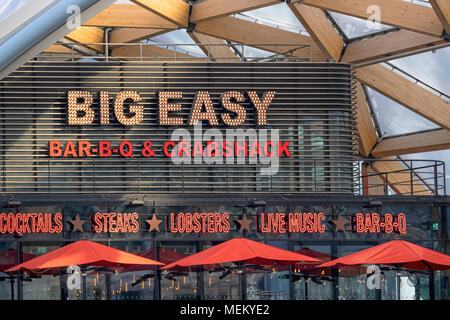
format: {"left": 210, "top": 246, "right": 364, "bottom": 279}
{"left": 304, "top": 276, "right": 308, "bottom": 301}
{"left": 396, "top": 265, "right": 401, "bottom": 301}
{"left": 238, "top": 263, "right": 246, "bottom": 300}
{"left": 9, "top": 274, "right": 14, "bottom": 300}
{"left": 81, "top": 267, "right": 87, "bottom": 300}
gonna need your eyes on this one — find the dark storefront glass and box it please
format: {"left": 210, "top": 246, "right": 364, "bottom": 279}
{"left": 0, "top": 203, "right": 448, "bottom": 300}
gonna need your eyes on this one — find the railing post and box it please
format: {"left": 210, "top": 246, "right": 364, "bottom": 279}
{"left": 93, "top": 159, "right": 96, "bottom": 194}
{"left": 410, "top": 161, "right": 413, "bottom": 196}
{"left": 434, "top": 161, "right": 439, "bottom": 196}
{"left": 314, "top": 159, "right": 317, "bottom": 193}
{"left": 384, "top": 173, "right": 388, "bottom": 195}
{"left": 48, "top": 160, "right": 50, "bottom": 193}
{"left": 443, "top": 162, "right": 447, "bottom": 196}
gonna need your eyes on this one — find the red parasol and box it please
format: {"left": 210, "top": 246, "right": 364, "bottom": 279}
{"left": 294, "top": 248, "right": 366, "bottom": 277}
{"left": 5, "top": 240, "right": 164, "bottom": 273}
{"left": 318, "top": 240, "right": 450, "bottom": 270}
{"left": 0, "top": 249, "right": 35, "bottom": 273}
{"left": 119, "top": 247, "right": 187, "bottom": 273}
{"left": 162, "top": 238, "right": 320, "bottom": 270}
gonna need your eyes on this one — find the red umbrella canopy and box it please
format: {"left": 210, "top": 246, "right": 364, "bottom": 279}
{"left": 162, "top": 238, "right": 320, "bottom": 270}
{"left": 0, "top": 249, "right": 35, "bottom": 273}
{"left": 5, "top": 240, "right": 164, "bottom": 272}
{"left": 119, "top": 247, "right": 188, "bottom": 273}
{"left": 295, "top": 248, "right": 366, "bottom": 277}
{"left": 318, "top": 240, "right": 450, "bottom": 270}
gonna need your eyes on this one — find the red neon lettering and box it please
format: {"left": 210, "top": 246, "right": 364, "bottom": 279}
{"left": 99, "top": 141, "right": 112, "bottom": 157}
{"left": 356, "top": 213, "right": 364, "bottom": 233}
{"left": 207, "top": 141, "right": 218, "bottom": 157}
{"left": 222, "top": 141, "right": 233, "bottom": 157}
{"left": 398, "top": 213, "right": 407, "bottom": 234}
{"left": 78, "top": 141, "right": 91, "bottom": 157}
{"left": 384, "top": 213, "right": 393, "bottom": 233}
{"left": 249, "top": 142, "right": 261, "bottom": 157}
{"left": 170, "top": 213, "right": 177, "bottom": 233}
{"left": 49, "top": 141, "right": 62, "bottom": 157}
{"left": 278, "top": 141, "right": 291, "bottom": 157}
{"left": 264, "top": 141, "right": 275, "bottom": 157}
{"left": 63, "top": 141, "right": 77, "bottom": 157}
{"left": 192, "top": 141, "right": 204, "bottom": 157}
{"left": 54, "top": 213, "right": 63, "bottom": 233}
{"left": 94, "top": 213, "right": 103, "bottom": 233}
{"left": 318, "top": 212, "right": 325, "bottom": 233}
{"left": 235, "top": 141, "right": 247, "bottom": 157}
{"left": 164, "top": 141, "right": 176, "bottom": 157}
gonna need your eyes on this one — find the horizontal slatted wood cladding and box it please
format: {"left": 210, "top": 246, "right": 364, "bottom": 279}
{"left": 0, "top": 61, "right": 357, "bottom": 194}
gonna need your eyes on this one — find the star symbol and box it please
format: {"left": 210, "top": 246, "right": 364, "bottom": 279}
{"left": 235, "top": 214, "right": 253, "bottom": 232}
{"left": 332, "top": 214, "right": 349, "bottom": 233}
{"left": 146, "top": 214, "right": 162, "bottom": 232}
{"left": 70, "top": 214, "right": 86, "bottom": 232}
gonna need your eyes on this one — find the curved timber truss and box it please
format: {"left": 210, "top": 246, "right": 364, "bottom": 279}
{"left": 32, "top": 0, "right": 450, "bottom": 195}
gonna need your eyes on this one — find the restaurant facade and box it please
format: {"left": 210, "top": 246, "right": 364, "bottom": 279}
{"left": 0, "top": 59, "right": 448, "bottom": 300}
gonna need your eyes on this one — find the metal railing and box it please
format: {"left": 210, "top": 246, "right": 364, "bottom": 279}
{"left": 38, "top": 42, "right": 312, "bottom": 63}
{"left": 358, "top": 159, "right": 446, "bottom": 196}
{"left": 0, "top": 158, "right": 445, "bottom": 196}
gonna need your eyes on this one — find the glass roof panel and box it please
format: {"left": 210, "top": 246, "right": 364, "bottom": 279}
{"left": 240, "top": 2, "right": 309, "bottom": 35}
{"left": 365, "top": 87, "right": 440, "bottom": 137}
{"left": 387, "top": 47, "right": 450, "bottom": 97}
{"left": 148, "top": 29, "right": 206, "bottom": 57}
{"left": 329, "top": 12, "right": 395, "bottom": 39}
{"left": 0, "top": 0, "right": 32, "bottom": 23}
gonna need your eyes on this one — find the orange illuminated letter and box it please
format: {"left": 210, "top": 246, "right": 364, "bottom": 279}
{"left": 188, "top": 91, "right": 219, "bottom": 126}
{"left": 114, "top": 90, "right": 143, "bottom": 126}
{"left": 67, "top": 91, "right": 94, "bottom": 125}
{"left": 247, "top": 91, "right": 275, "bottom": 125}
{"left": 159, "top": 91, "right": 184, "bottom": 125}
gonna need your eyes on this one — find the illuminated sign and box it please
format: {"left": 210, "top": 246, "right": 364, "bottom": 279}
{"left": 259, "top": 213, "right": 326, "bottom": 233}
{"left": 0, "top": 213, "right": 63, "bottom": 234}
{"left": 0, "top": 211, "right": 408, "bottom": 235}
{"left": 351, "top": 213, "right": 407, "bottom": 234}
{"left": 67, "top": 90, "right": 275, "bottom": 127}
{"left": 92, "top": 212, "right": 139, "bottom": 233}
{"left": 169, "top": 213, "right": 230, "bottom": 233}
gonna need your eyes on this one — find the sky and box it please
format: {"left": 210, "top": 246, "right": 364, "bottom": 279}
{"left": 0, "top": 0, "right": 448, "bottom": 193}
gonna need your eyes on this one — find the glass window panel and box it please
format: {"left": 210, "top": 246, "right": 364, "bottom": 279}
{"left": 242, "top": 3, "right": 308, "bottom": 35}
{"left": 365, "top": 87, "right": 440, "bottom": 137}
{"left": 388, "top": 47, "right": 450, "bottom": 96}
{"left": 0, "top": 0, "right": 32, "bottom": 23}
{"left": 329, "top": 12, "right": 395, "bottom": 39}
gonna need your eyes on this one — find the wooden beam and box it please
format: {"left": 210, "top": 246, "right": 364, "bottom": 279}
{"left": 288, "top": 2, "right": 344, "bottom": 61}
{"left": 195, "top": 16, "right": 326, "bottom": 62}
{"left": 130, "top": 0, "right": 190, "bottom": 27}
{"left": 371, "top": 129, "right": 450, "bottom": 158}
{"left": 84, "top": 4, "right": 178, "bottom": 29}
{"left": 356, "top": 64, "right": 450, "bottom": 130}
{"left": 355, "top": 82, "right": 378, "bottom": 157}
{"left": 371, "top": 158, "right": 430, "bottom": 195}
{"left": 190, "top": 0, "right": 282, "bottom": 23}
{"left": 112, "top": 45, "right": 201, "bottom": 61}
{"left": 429, "top": 0, "right": 450, "bottom": 34}
{"left": 109, "top": 28, "right": 175, "bottom": 45}
{"left": 342, "top": 29, "right": 447, "bottom": 66}
{"left": 188, "top": 32, "right": 239, "bottom": 62}
{"left": 362, "top": 165, "right": 386, "bottom": 195}
{"left": 65, "top": 26, "right": 104, "bottom": 53}
{"left": 43, "top": 45, "right": 74, "bottom": 54}
{"left": 302, "top": 0, "right": 443, "bottom": 37}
